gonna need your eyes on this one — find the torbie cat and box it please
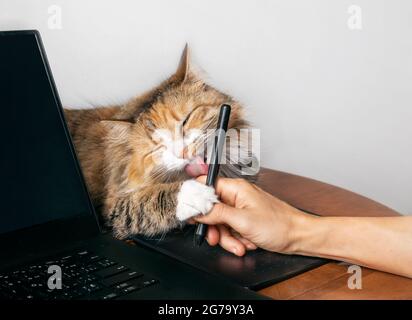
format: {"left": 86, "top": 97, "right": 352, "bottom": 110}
{"left": 64, "top": 46, "right": 258, "bottom": 239}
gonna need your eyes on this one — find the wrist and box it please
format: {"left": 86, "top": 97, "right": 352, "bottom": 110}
{"left": 285, "top": 210, "right": 326, "bottom": 255}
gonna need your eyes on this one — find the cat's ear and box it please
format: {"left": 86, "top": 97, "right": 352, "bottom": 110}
{"left": 174, "top": 43, "right": 191, "bottom": 82}
{"left": 100, "top": 120, "right": 132, "bottom": 139}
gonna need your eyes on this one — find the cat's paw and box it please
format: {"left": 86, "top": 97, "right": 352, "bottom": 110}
{"left": 176, "top": 180, "right": 218, "bottom": 221}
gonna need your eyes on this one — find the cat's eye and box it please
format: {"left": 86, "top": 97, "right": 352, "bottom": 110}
{"left": 182, "top": 115, "right": 190, "bottom": 127}
{"left": 182, "top": 106, "right": 202, "bottom": 127}
{"left": 182, "top": 105, "right": 209, "bottom": 127}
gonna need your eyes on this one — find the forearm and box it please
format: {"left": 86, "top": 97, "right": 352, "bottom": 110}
{"left": 290, "top": 214, "right": 412, "bottom": 278}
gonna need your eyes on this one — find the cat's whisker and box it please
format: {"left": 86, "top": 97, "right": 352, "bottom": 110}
{"left": 150, "top": 164, "right": 185, "bottom": 183}
{"left": 150, "top": 167, "right": 169, "bottom": 182}
{"left": 155, "top": 230, "right": 168, "bottom": 243}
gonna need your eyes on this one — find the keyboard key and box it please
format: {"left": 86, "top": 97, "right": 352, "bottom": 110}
{"left": 81, "top": 282, "right": 103, "bottom": 293}
{"left": 95, "top": 265, "right": 128, "bottom": 278}
{"left": 142, "top": 279, "right": 158, "bottom": 287}
{"left": 122, "top": 285, "right": 139, "bottom": 294}
{"left": 114, "top": 277, "right": 158, "bottom": 293}
{"left": 77, "top": 250, "right": 89, "bottom": 257}
{"left": 114, "top": 282, "right": 130, "bottom": 290}
{"left": 82, "top": 263, "right": 101, "bottom": 273}
{"left": 88, "top": 255, "right": 103, "bottom": 262}
{"left": 102, "top": 292, "right": 119, "bottom": 300}
{"left": 101, "top": 270, "right": 143, "bottom": 287}
{"left": 96, "top": 258, "right": 116, "bottom": 268}
{"left": 60, "top": 255, "right": 73, "bottom": 261}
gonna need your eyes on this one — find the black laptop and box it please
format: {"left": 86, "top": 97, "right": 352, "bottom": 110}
{"left": 0, "top": 30, "right": 264, "bottom": 300}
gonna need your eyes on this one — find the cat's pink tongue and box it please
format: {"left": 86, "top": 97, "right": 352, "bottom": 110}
{"left": 185, "top": 157, "right": 209, "bottom": 177}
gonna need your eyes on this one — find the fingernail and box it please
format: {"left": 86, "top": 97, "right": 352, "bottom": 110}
{"left": 232, "top": 247, "right": 238, "bottom": 255}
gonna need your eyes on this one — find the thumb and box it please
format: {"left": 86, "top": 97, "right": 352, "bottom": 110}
{"left": 194, "top": 202, "right": 241, "bottom": 227}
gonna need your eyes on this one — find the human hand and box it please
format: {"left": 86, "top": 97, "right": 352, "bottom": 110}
{"left": 193, "top": 176, "right": 310, "bottom": 256}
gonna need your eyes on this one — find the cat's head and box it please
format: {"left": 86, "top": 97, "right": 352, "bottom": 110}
{"left": 102, "top": 45, "right": 258, "bottom": 186}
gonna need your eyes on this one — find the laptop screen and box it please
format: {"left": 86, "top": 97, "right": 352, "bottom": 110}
{"left": 0, "top": 32, "right": 98, "bottom": 238}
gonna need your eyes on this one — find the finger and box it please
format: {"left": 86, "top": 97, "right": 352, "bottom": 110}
{"left": 186, "top": 218, "right": 196, "bottom": 225}
{"left": 232, "top": 232, "right": 257, "bottom": 250}
{"left": 205, "top": 225, "right": 219, "bottom": 246}
{"left": 194, "top": 202, "right": 240, "bottom": 228}
{"left": 217, "top": 225, "right": 246, "bottom": 256}
{"left": 229, "top": 229, "right": 257, "bottom": 250}
{"left": 196, "top": 176, "right": 252, "bottom": 207}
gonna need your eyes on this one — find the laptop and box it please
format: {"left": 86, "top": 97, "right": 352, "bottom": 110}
{"left": 0, "top": 30, "right": 264, "bottom": 300}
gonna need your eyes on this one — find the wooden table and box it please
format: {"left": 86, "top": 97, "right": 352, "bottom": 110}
{"left": 256, "top": 168, "right": 412, "bottom": 299}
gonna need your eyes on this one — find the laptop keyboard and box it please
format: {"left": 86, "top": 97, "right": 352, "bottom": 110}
{"left": 0, "top": 249, "right": 158, "bottom": 300}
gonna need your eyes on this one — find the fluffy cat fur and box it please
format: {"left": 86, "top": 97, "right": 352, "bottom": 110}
{"left": 64, "top": 45, "right": 258, "bottom": 239}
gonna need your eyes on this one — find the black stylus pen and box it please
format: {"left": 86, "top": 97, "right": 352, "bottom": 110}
{"left": 194, "top": 104, "right": 231, "bottom": 246}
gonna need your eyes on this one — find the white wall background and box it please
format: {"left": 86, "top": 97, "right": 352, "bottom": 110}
{"left": 2, "top": 0, "right": 411, "bottom": 214}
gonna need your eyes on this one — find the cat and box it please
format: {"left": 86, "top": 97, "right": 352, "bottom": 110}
{"left": 64, "top": 45, "right": 258, "bottom": 239}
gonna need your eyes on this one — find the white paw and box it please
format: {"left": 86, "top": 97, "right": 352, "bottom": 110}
{"left": 176, "top": 180, "right": 218, "bottom": 221}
